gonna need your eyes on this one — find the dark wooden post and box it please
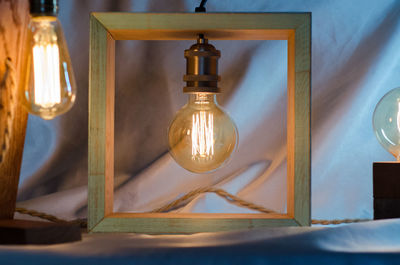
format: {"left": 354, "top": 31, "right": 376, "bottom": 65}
{"left": 0, "top": 0, "right": 29, "bottom": 220}
{"left": 0, "top": 1, "right": 81, "bottom": 244}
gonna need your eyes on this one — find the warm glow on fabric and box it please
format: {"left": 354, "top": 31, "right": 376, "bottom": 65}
{"left": 33, "top": 43, "right": 61, "bottom": 107}
{"left": 192, "top": 111, "right": 214, "bottom": 159}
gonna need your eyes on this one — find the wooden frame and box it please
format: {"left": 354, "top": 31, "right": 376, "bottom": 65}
{"left": 88, "top": 13, "right": 311, "bottom": 233}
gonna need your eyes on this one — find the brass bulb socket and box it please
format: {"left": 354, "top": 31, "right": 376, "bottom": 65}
{"left": 183, "top": 34, "right": 221, "bottom": 93}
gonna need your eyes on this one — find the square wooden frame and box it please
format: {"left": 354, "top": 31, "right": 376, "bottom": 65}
{"left": 88, "top": 12, "right": 311, "bottom": 233}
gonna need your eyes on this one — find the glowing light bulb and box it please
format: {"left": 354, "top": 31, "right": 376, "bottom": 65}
{"left": 373, "top": 87, "right": 400, "bottom": 160}
{"left": 168, "top": 93, "right": 238, "bottom": 173}
{"left": 23, "top": 14, "right": 76, "bottom": 120}
{"left": 168, "top": 35, "right": 238, "bottom": 173}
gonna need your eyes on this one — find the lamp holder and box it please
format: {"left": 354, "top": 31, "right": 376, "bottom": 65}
{"left": 183, "top": 34, "right": 221, "bottom": 93}
{"left": 195, "top": 0, "right": 208, "bottom": 12}
{"left": 30, "top": 0, "right": 58, "bottom": 16}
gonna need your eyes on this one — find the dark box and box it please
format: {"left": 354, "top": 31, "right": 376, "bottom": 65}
{"left": 373, "top": 162, "right": 400, "bottom": 219}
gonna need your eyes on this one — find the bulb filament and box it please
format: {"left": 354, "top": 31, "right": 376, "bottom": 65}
{"left": 32, "top": 20, "right": 61, "bottom": 108}
{"left": 33, "top": 43, "right": 61, "bottom": 107}
{"left": 192, "top": 111, "right": 214, "bottom": 159}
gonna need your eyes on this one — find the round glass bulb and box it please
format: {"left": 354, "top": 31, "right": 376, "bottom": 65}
{"left": 168, "top": 93, "right": 238, "bottom": 173}
{"left": 373, "top": 87, "right": 400, "bottom": 160}
{"left": 23, "top": 16, "right": 76, "bottom": 120}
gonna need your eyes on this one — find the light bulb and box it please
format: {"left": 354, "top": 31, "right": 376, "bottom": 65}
{"left": 168, "top": 93, "right": 238, "bottom": 173}
{"left": 168, "top": 34, "right": 238, "bottom": 173}
{"left": 373, "top": 87, "right": 400, "bottom": 160}
{"left": 23, "top": 1, "right": 76, "bottom": 120}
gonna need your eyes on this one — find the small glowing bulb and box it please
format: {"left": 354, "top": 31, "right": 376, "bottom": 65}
{"left": 23, "top": 16, "right": 76, "bottom": 120}
{"left": 168, "top": 93, "right": 238, "bottom": 173}
{"left": 373, "top": 87, "right": 400, "bottom": 160}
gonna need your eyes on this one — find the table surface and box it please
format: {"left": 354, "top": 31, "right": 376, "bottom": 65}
{"left": 1, "top": 219, "right": 400, "bottom": 265}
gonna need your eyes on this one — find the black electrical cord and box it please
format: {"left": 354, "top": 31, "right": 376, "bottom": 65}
{"left": 195, "top": 0, "right": 207, "bottom": 12}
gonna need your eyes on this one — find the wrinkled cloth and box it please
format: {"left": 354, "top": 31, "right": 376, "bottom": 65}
{"left": 8, "top": 1, "right": 400, "bottom": 264}
{"left": 1, "top": 219, "right": 400, "bottom": 264}
{"left": 17, "top": 0, "right": 400, "bottom": 221}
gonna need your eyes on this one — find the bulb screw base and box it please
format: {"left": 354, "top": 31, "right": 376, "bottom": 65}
{"left": 183, "top": 34, "right": 221, "bottom": 93}
{"left": 30, "top": 0, "right": 58, "bottom": 16}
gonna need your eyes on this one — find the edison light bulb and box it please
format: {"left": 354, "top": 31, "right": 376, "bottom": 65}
{"left": 23, "top": 1, "right": 76, "bottom": 120}
{"left": 373, "top": 87, "right": 400, "bottom": 160}
{"left": 168, "top": 93, "right": 238, "bottom": 173}
{"left": 168, "top": 35, "right": 238, "bottom": 173}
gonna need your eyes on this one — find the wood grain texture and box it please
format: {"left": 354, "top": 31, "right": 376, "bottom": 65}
{"left": 293, "top": 15, "right": 311, "bottom": 226}
{"left": 111, "top": 212, "right": 291, "bottom": 219}
{"left": 88, "top": 13, "right": 311, "bottom": 233}
{"left": 0, "top": 0, "right": 29, "bottom": 219}
{"left": 88, "top": 15, "right": 115, "bottom": 230}
{"left": 93, "top": 213, "right": 297, "bottom": 234}
{"left": 286, "top": 30, "right": 296, "bottom": 218}
{"left": 93, "top": 13, "right": 305, "bottom": 40}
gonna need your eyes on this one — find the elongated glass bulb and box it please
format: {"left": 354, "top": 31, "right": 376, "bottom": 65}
{"left": 23, "top": 16, "right": 76, "bottom": 120}
{"left": 373, "top": 87, "right": 400, "bottom": 160}
{"left": 168, "top": 93, "right": 238, "bottom": 173}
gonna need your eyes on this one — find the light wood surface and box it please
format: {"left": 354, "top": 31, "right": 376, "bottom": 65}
{"left": 93, "top": 213, "right": 297, "bottom": 234}
{"left": 111, "top": 212, "right": 291, "bottom": 219}
{"left": 287, "top": 30, "right": 296, "bottom": 219}
{"left": 0, "top": 0, "right": 29, "bottom": 219}
{"left": 93, "top": 13, "right": 303, "bottom": 40}
{"left": 88, "top": 12, "right": 311, "bottom": 233}
{"left": 88, "top": 15, "right": 115, "bottom": 229}
{"left": 293, "top": 19, "right": 311, "bottom": 226}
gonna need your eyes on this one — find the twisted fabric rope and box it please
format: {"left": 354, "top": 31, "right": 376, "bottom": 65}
{"left": 150, "top": 187, "right": 275, "bottom": 214}
{"left": 311, "top": 218, "right": 370, "bottom": 225}
{"left": 15, "top": 187, "right": 371, "bottom": 228}
{"left": 15, "top": 207, "right": 87, "bottom": 228}
{"left": 0, "top": 58, "right": 16, "bottom": 163}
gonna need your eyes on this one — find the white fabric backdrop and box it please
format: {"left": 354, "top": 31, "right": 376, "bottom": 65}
{"left": 2, "top": 219, "right": 400, "bottom": 264}
{"left": 15, "top": 0, "right": 400, "bottom": 222}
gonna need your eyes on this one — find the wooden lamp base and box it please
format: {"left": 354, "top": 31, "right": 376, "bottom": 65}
{"left": 0, "top": 219, "right": 81, "bottom": 245}
{"left": 373, "top": 162, "right": 400, "bottom": 220}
